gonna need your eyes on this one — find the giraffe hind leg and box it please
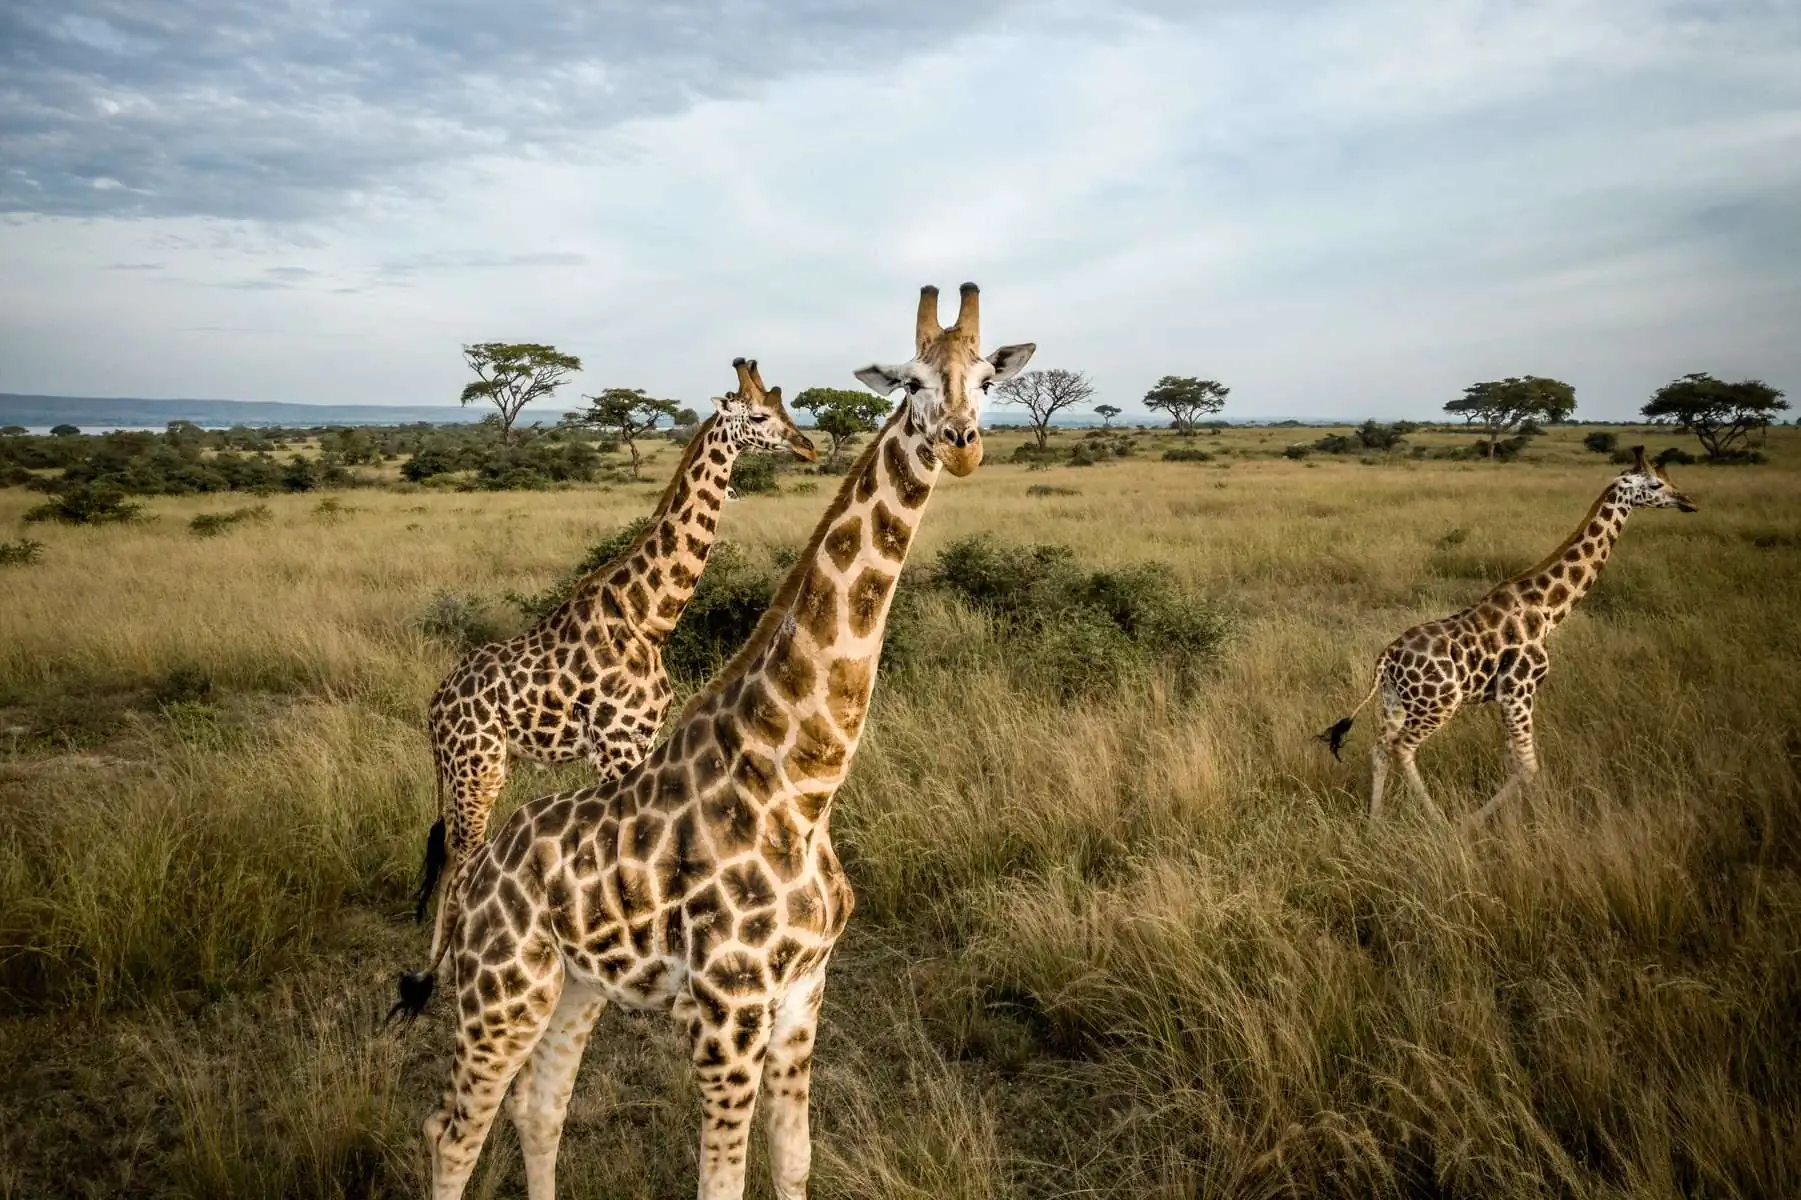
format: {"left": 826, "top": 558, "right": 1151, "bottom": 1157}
{"left": 508, "top": 977, "right": 607, "bottom": 1200}
{"left": 1368, "top": 691, "right": 1405, "bottom": 819}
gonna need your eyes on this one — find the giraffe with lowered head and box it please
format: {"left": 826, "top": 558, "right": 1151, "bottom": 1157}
{"left": 413, "top": 358, "right": 816, "bottom": 965}
{"left": 1320, "top": 446, "right": 1697, "bottom": 824}
{"left": 390, "top": 283, "right": 1034, "bottom": 1200}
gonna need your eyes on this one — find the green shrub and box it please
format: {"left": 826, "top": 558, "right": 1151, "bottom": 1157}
{"left": 1162, "top": 447, "right": 1213, "bottom": 463}
{"left": 506, "top": 517, "right": 654, "bottom": 622}
{"left": 22, "top": 484, "right": 144, "bottom": 525}
{"left": 1656, "top": 446, "right": 1698, "bottom": 467}
{"left": 731, "top": 454, "right": 780, "bottom": 495}
{"left": 663, "top": 543, "right": 783, "bottom": 683}
{"left": 0, "top": 538, "right": 45, "bottom": 566}
{"left": 417, "top": 591, "right": 507, "bottom": 652}
{"left": 1283, "top": 444, "right": 1311, "bottom": 460}
{"left": 1584, "top": 431, "right": 1619, "bottom": 454}
{"left": 1009, "top": 443, "right": 1061, "bottom": 467}
{"left": 188, "top": 505, "right": 272, "bottom": 537}
{"left": 1026, "top": 484, "right": 1080, "bottom": 497}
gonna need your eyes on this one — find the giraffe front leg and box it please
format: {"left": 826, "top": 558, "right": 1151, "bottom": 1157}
{"left": 1467, "top": 691, "right": 1539, "bottom": 828}
{"left": 426, "top": 946, "right": 564, "bottom": 1199}
{"left": 508, "top": 977, "right": 607, "bottom": 1200}
{"left": 762, "top": 970, "right": 827, "bottom": 1200}
{"left": 690, "top": 992, "right": 773, "bottom": 1200}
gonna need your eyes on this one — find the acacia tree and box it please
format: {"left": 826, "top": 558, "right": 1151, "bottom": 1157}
{"left": 793, "top": 386, "right": 890, "bottom": 467}
{"left": 1094, "top": 404, "right": 1121, "bottom": 428}
{"left": 1142, "top": 376, "right": 1228, "bottom": 434}
{"left": 580, "top": 387, "right": 679, "bottom": 478}
{"left": 1641, "top": 372, "right": 1788, "bottom": 460}
{"left": 459, "top": 342, "right": 582, "bottom": 446}
{"left": 994, "top": 368, "right": 1096, "bottom": 450}
{"left": 1444, "top": 375, "right": 1575, "bottom": 460}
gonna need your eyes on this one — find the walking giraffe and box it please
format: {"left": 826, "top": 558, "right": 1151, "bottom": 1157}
{"left": 1320, "top": 446, "right": 1697, "bottom": 824}
{"left": 414, "top": 358, "right": 815, "bottom": 964}
{"left": 390, "top": 283, "right": 1035, "bottom": 1200}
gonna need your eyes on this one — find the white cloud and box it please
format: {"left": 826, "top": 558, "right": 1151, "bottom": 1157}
{"left": 0, "top": 0, "right": 1795, "bottom": 420}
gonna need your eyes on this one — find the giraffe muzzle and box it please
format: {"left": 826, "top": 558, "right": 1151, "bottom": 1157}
{"left": 936, "top": 424, "right": 982, "bottom": 477}
{"left": 788, "top": 433, "right": 819, "bottom": 463}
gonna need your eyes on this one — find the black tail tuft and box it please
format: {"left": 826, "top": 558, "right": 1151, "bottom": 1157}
{"left": 1319, "top": 717, "right": 1355, "bottom": 761}
{"left": 386, "top": 971, "right": 436, "bottom": 1027}
{"left": 413, "top": 818, "right": 447, "bottom": 924}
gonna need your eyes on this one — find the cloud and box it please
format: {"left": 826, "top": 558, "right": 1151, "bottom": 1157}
{"left": 0, "top": 0, "right": 1011, "bottom": 220}
{"left": 0, "top": 0, "right": 1794, "bottom": 420}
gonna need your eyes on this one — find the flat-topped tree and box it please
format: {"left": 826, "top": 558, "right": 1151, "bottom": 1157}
{"left": 393, "top": 283, "right": 1034, "bottom": 1200}
{"left": 1446, "top": 376, "right": 1576, "bottom": 460}
{"left": 793, "top": 386, "right": 891, "bottom": 468}
{"left": 582, "top": 387, "right": 681, "bottom": 479}
{"left": 1143, "top": 376, "right": 1228, "bottom": 434}
{"left": 460, "top": 342, "right": 582, "bottom": 446}
{"left": 1642, "top": 372, "right": 1787, "bottom": 461}
{"left": 1094, "top": 404, "right": 1121, "bottom": 428}
{"left": 993, "top": 367, "right": 1094, "bottom": 450}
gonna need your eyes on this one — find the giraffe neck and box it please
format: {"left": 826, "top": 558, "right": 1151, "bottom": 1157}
{"left": 569, "top": 417, "right": 740, "bottom": 640}
{"left": 1499, "top": 480, "right": 1632, "bottom": 632}
{"left": 685, "top": 407, "right": 936, "bottom": 830}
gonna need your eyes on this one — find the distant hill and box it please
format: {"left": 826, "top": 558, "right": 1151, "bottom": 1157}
{"left": 0, "top": 394, "right": 583, "bottom": 430}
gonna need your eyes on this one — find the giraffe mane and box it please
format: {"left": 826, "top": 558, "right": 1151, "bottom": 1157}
{"left": 561, "top": 414, "right": 721, "bottom": 594}
{"left": 672, "top": 404, "right": 907, "bottom": 726}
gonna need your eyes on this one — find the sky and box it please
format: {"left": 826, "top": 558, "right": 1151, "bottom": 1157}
{"left": 1, "top": 0, "right": 1797, "bottom": 422}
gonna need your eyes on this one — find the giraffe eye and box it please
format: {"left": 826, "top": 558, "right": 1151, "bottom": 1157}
{"left": 905, "top": 379, "right": 923, "bottom": 394}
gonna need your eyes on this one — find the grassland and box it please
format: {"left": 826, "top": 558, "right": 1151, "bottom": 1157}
{"left": 2, "top": 423, "right": 1798, "bottom": 1198}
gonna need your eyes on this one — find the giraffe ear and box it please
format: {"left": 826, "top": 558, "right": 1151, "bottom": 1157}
{"left": 986, "top": 342, "right": 1036, "bottom": 383}
{"left": 709, "top": 394, "right": 731, "bottom": 414}
{"left": 854, "top": 363, "right": 912, "bottom": 395}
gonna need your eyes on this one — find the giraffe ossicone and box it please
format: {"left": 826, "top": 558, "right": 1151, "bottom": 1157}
{"left": 1320, "top": 445, "right": 1697, "bottom": 825}
{"left": 395, "top": 283, "right": 1035, "bottom": 1200}
{"left": 410, "top": 357, "right": 815, "bottom": 978}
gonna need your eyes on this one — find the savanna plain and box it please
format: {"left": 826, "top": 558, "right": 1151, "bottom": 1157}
{"left": 2, "top": 423, "right": 1798, "bottom": 1199}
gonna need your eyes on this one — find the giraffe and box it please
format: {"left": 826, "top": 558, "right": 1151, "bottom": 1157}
{"left": 412, "top": 358, "right": 816, "bottom": 968}
{"left": 1319, "top": 446, "right": 1697, "bottom": 824}
{"left": 388, "top": 282, "right": 1034, "bottom": 1200}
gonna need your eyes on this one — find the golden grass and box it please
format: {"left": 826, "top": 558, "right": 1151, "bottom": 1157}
{"left": 2, "top": 424, "right": 1797, "bottom": 1197}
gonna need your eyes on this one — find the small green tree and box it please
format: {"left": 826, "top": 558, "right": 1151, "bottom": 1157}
{"left": 1445, "top": 376, "right": 1575, "bottom": 460}
{"left": 1142, "top": 377, "right": 1228, "bottom": 434}
{"left": 1, "top": 425, "right": 27, "bottom": 437}
{"left": 1641, "top": 372, "right": 1788, "bottom": 461}
{"left": 793, "top": 387, "right": 890, "bottom": 467}
{"left": 459, "top": 342, "right": 582, "bottom": 446}
{"left": 581, "top": 387, "right": 679, "bottom": 478}
{"left": 1094, "top": 404, "right": 1121, "bottom": 428}
{"left": 674, "top": 407, "right": 701, "bottom": 427}
{"left": 50, "top": 424, "right": 81, "bottom": 437}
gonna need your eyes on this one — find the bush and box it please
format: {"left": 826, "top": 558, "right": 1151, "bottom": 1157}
{"left": 1027, "top": 484, "right": 1080, "bottom": 497}
{"left": 730, "top": 454, "right": 780, "bottom": 495}
{"left": 188, "top": 505, "right": 272, "bottom": 537}
{"left": 1313, "top": 434, "right": 1356, "bottom": 455}
{"left": 1355, "top": 419, "right": 1408, "bottom": 451}
{"left": 22, "top": 484, "right": 144, "bottom": 525}
{"left": 1584, "top": 431, "right": 1619, "bottom": 454}
{"left": 930, "top": 535, "right": 1230, "bottom": 698}
{"left": 418, "top": 591, "right": 508, "bottom": 652}
{"left": 663, "top": 543, "right": 783, "bottom": 682}
{"left": 0, "top": 538, "right": 45, "bottom": 566}
{"left": 1162, "top": 447, "right": 1213, "bottom": 463}
{"left": 1282, "top": 444, "right": 1312, "bottom": 460}
{"left": 1009, "top": 444, "right": 1062, "bottom": 468}
{"left": 1657, "top": 446, "right": 1698, "bottom": 467}
{"left": 1068, "top": 444, "right": 1106, "bottom": 467}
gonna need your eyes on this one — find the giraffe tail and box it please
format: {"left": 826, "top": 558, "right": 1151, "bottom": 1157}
{"left": 388, "top": 856, "right": 461, "bottom": 1028}
{"left": 411, "top": 817, "right": 447, "bottom": 924}
{"left": 1318, "top": 672, "right": 1382, "bottom": 761}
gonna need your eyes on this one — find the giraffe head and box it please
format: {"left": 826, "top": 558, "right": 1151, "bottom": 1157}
{"left": 1617, "top": 444, "right": 1698, "bottom": 512}
{"left": 851, "top": 282, "right": 1036, "bottom": 476}
{"left": 713, "top": 357, "right": 818, "bottom": 462}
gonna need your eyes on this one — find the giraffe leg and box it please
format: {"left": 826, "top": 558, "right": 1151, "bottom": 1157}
{"left": 691, "top": 995, "right": 773, "bottom": 1200}
{"left": 508, "top": 977, "right": 607, "bottom": 1200}
{"left": 425, "top": 947, "right": 563, "bottom": 1199}
{"left": 1467, "top": 691, "right": 1539, "bottom": 828}
{"left": 426, "top": 755, "right": 507, "bottom": 961}
{"left": 1368, "top": 694, "right": 1405, "bottom": 819}
{"left": 762, "top": 970, "right": 827, "bottom": 1200}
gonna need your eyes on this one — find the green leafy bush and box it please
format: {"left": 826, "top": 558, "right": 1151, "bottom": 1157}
{"left": 1584, "top": 431, "right": 1619, "bottom": 454}
{"left": 418, "top": 591, "right": 508, "bottom": 652}
{"left": 730, "top": 454, "right": 780, "bottom": 495}
{"left": 23, "top": 484, "right": 144, "bottom": 525}
{"left": 1162, "top": 447, "right": 1213, "bottom": 462}
{"left": 0, "top": 538, "right": 45, "bottom": 566}
{"left": 506, "top": 517, "right": 654, "bottom": 622}
{"left": 188, "top": 505, "right": 272, "bottom": 537}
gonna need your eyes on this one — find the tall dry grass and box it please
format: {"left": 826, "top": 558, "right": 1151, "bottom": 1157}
{"left": 2, "top": 425, "right": 1797, "bottom": 1196}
